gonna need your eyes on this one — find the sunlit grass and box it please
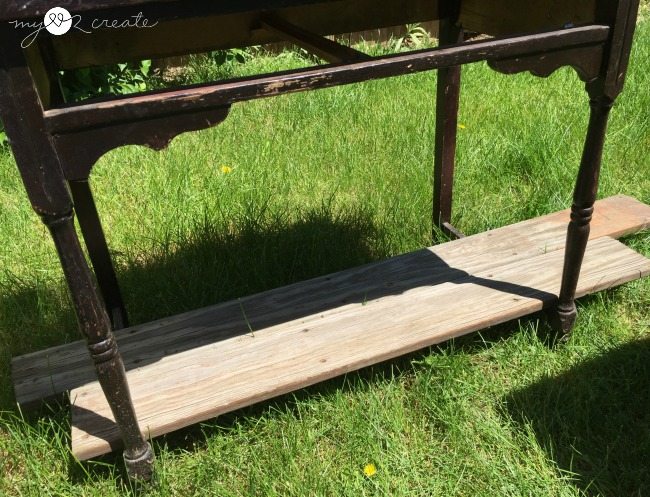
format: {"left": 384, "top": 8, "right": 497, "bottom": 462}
{"left": 0, "top": 18, "right": 648, "bottom": 497}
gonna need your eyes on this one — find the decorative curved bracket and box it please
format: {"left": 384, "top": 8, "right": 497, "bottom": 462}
{"left": 53, "top": 106, "right": 231, "bottom": 180}
{"left": 488, "top": 44, "right": 605, "bottom": 83}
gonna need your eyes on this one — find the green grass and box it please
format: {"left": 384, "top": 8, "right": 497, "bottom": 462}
{"left": 1, "top": 16, "right": 649, "bottom": 497}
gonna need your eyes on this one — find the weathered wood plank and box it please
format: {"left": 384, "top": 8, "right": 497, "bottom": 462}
{"left": 44, "top": 25, "right": 609, "bottom": 133}
{"left": 12, "top": 195, "right": 650, "bottom": 407}
{"left": 70, "top": 235, "right": 650, "bottom": 459}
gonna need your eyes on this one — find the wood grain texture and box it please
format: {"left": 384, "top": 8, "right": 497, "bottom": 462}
{"left": 70, "top": 235, "right": 650, "bottom": 460}
{"left": 12, "top": 195, "right": 650, "bottom": 408}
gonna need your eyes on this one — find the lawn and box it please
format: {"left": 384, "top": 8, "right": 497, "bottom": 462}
{"left": 0, "top": 12, "right": 649, "bottom": 497}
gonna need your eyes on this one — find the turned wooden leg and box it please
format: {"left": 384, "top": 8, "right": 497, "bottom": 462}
{"left": 0, "top": 36, "right": 153, "bottom": 480}
{"left": 432, "top": 18, "right": 463, "bottom": 240}
{"left": 45, "top": 211, "right": 154, "bottom": 479}
{"left": 552, "top": 90, "right": 614, "bottom": 335}
{"left": 69, "top": 179, "right": 129, "bottom": 330}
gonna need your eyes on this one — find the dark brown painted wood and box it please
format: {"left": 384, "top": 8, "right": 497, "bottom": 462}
{"left": 45, "top": 25, "right": 611, "bottom": 134}
{"left": 0, "top": 0, "right": 338, "bottom": 21}
{"left": 47, "top": 214, "right": 154, "bottom": 479}
{"left": 552, "top": 0, "right": 640, "bottom": 335}
{"left": 54, "top": 106, "right": 231, "bottom": 179}
{"left": 459, "top": 0, "right": 598, "bottom": 36}
{"left": 260, "top": 15, "right": 371, "bottom": 63}
{"left": 22, "top": 42, "right": 61, "bottom": 109}
{"left": 0, "top": 30, "right": 71, "bottom": 217}
{"left": 593, "top": 0, "right": 640, "bottom": 100}
{"left": 432, "top": 17, "right": 463, "bottom": 237}
{"left": 488, "top": 44, "right": 605, "bottom": 83}
{"left": 46, "top": 0, "right": 440, "bottom": 70}
{"left": 0, "top": 26, "right": 153, "bottom": 480}
{"left": 553, "top": 93, "right": 613, "bottom": 333}
{"left": 69, "top": 179, "right": 129, "bottom": 330}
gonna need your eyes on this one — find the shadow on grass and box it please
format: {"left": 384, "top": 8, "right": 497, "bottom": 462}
{"left": 0, "top": 276, "right": 78, "bottom": 409}
{"left": 7, "top": 198, "right": 558, "bottom": 406}
{"left": 1, "top": 201, "right": 563, "bottom": 490}
{"left": 117, "top": 204, "right": 388, "bottom": 325}
{"left": 0, "top": 204, "right": 386, "bottom": 408}
{"left": 505, "top": 338, "right": 650, "bottom": 497}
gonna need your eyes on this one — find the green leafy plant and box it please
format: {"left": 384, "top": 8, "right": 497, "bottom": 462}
{"left": 209, "top": 48, "right": 250, "bottom": 66}
{"left": 206, "top": 47, "right": 258, "bottom": 78}
{"left": 393, "top": 24, "right": 431, "bottom": 51}
{"left": 59, "top": 59, "right": 153, "bottom": 102}
{"left": 185, "top": 47, "right": 261, "bottom": 84}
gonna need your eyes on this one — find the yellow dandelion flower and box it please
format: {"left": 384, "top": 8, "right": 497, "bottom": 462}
{"left": 458, "top": 124, "right": 466, "bottom": 129}
{"left": 220, "top": 165, "right": 233, "bottom": 174}
{"left": 363, "top": 463, "right": 377, "bottom": 477}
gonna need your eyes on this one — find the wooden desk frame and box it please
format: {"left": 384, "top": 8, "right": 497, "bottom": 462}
{"left": 0, "top": 0, "right": 640, "bottom": 480}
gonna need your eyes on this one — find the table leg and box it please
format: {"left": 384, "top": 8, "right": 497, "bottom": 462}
{"left": 44, "top": 212, "right": 154, "bottom": 479}
{"left": 69, "top": 179, "right": 129, "bottom": 330}
{"left": 432, "top": 19, "right": 463, "bottom": 239}
{"left": 0, "top": 39, "right": 153, "bottom": 480}
{"left": 553, "top": 89, "right": 614, "bottom": 334}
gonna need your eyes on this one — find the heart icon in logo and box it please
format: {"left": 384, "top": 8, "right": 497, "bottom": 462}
{"left": 43, "top": 7, "right": 72, "bottom": 35}
{"left": 48, "top": 12, "right": 65, "bottom": 27}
